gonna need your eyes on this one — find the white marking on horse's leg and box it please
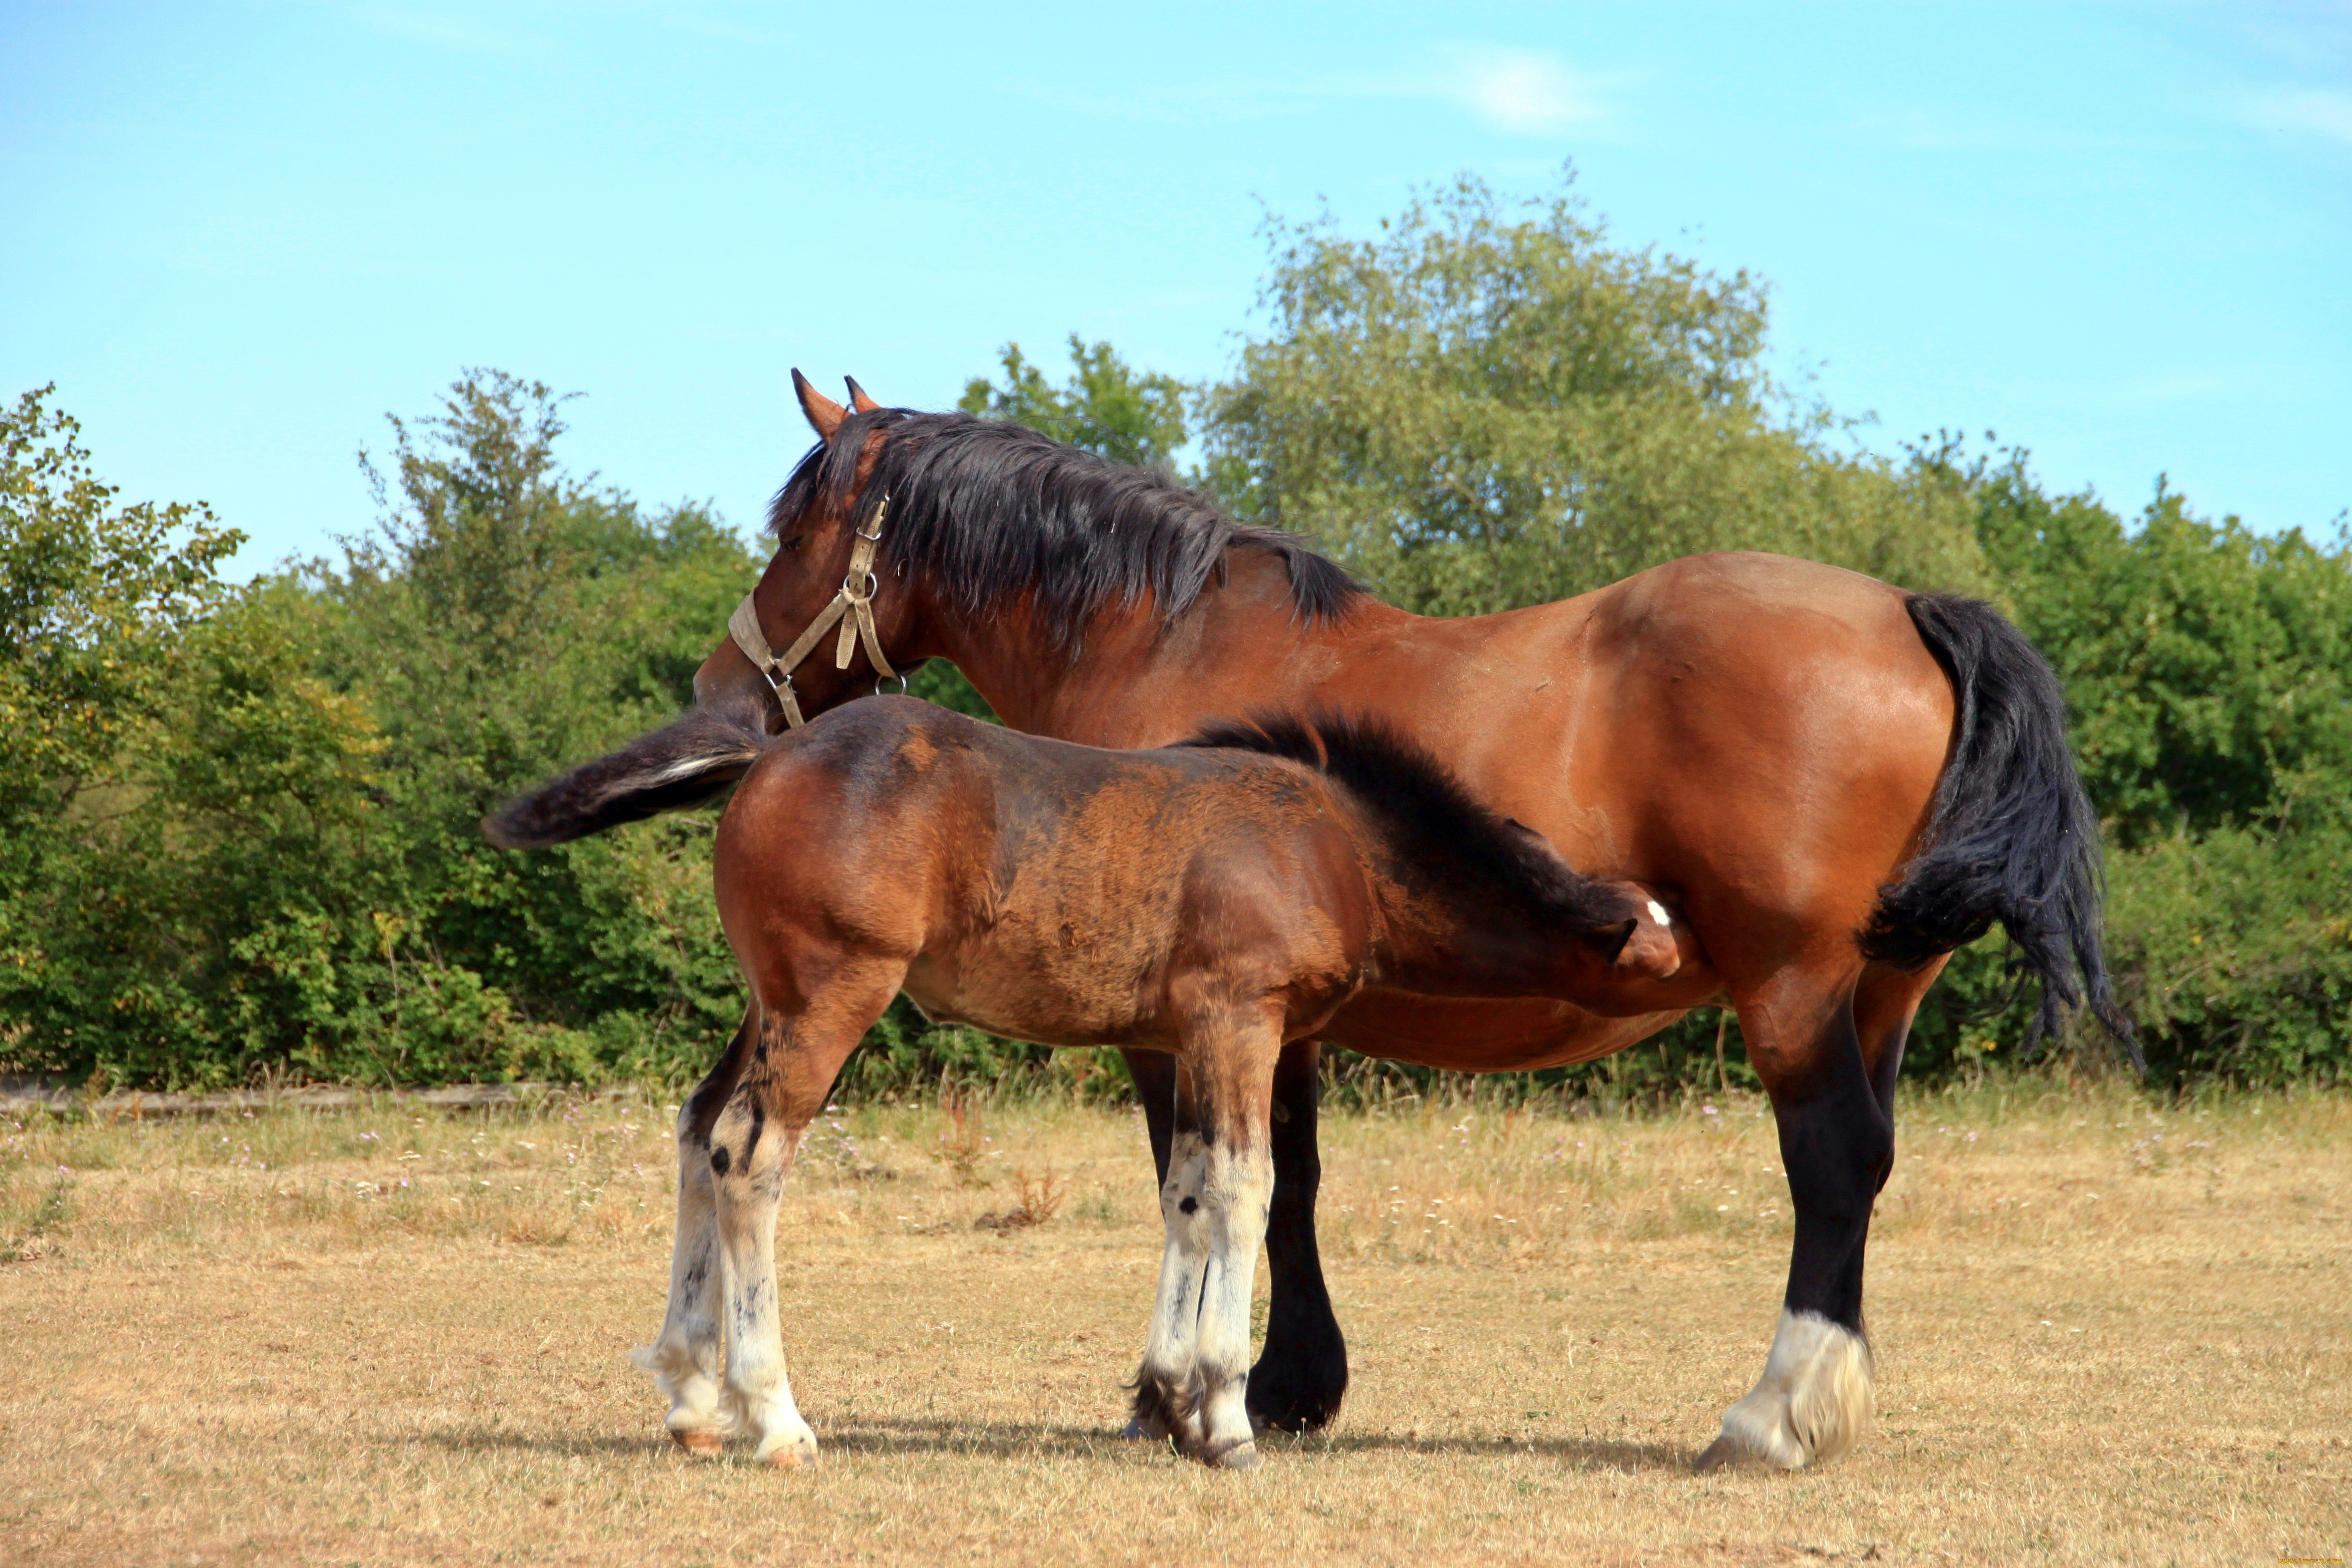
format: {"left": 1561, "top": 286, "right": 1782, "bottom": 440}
{"left": 711, "top": 1105, "right": 817, "bottom": 1468}
{"left": 1710, "top": 1309, "right": 1874, "bottom": 1469}
{"left": 1192, "top": 1136, "right": 1274, "bottom": 1469}
{"left": 634, "top": 1101, "right": 727, "bottom": 1448}
{"left": 1647, "top": 899, "right": 1671, "bottom": 927}
{"left": 1137, "top": 1130, "right": 1212, "bottom": 1450}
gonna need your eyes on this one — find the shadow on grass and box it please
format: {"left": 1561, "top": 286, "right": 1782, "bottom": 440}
{"left": 427, "top": 1417, "right": 1687, "bottom": 1472}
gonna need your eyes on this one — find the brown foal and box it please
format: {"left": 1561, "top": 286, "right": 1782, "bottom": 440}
{"left": 488, "top": 373, "right": 2122, "bottom": 1471}
{"left": 517, "top": 698, "right": 1696, "bottom": 1468}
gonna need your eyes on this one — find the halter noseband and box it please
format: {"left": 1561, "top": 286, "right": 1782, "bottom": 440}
{"left": 726, "top": 496, "right": 902, "bottom": 729}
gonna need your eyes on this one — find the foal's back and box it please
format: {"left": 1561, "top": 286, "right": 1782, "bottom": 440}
{"left": 711, "top": 698, "right": 1375, "bottom": 1050}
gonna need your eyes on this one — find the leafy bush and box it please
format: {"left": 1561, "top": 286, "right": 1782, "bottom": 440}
{"left": 1198, "top": 174, "right": 1993, "bottom": 612}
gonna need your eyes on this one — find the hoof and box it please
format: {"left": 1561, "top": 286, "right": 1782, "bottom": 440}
{"left": 1692, "top": 1435, "right": 1762, "bottom": 1473}
{"left": 751, "top": 1419, "right": 819, "bottom": 1469}
{"left": 1243, "top": 1350, "right": 1347, "bottom": 1434}
{"left": 1708, "top": 1309, "right": 1874, "bottom": 1471}
{"left": 1204, "top": 1437, "right": 1261, "bottom": 1470}
{"left": 1242, "top": 1382, "right": 1345, "bottom": 1434}
{"left": 669, "top": 1427, "right": 725, "bottom": 1456}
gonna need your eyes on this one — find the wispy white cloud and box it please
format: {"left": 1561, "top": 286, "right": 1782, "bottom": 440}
{"left": 2242, "top": 86, "right": 2352, "bottom": 145}
{"left": 1434, "top": 47, "right": 1603, "bottom": 136}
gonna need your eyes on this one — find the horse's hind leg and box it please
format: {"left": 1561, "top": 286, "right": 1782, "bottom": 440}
{"left": 636, "top": 1011, "right": 751, "bottom": 1453}
{"left": 709, "top": 971, "right": 896, "bottom": 1467}
{"left": 1697, "top": 958, "right": 1943, "bottom": 1471}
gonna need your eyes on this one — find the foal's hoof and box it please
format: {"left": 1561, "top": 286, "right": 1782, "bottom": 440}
{"left": 752, "top": 1417, "right": 819, "bottom": 1470}
{"left": 1121, "top": 1403, "right": 1174, "bottom": 1443}
{"left": 669, "top": 1426, "right": 725, "bottom": 1456}
{"left": 1204, "top": 1437, "right": 1261, "bottom": 1470}
{"left": 1692, "top": 1435, "right": 1765, "bottom": 1473}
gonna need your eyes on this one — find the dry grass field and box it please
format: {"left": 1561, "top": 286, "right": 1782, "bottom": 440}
{"left": 1, "top": 1077, "right": 2345, "bottom": 1567}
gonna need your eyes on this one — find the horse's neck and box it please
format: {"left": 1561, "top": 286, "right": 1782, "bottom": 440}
{"left": 931, "top": 551, "right": 1420, "bottom": 747}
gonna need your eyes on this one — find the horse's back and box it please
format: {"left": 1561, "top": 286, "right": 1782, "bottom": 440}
{"left": 717, "top": 698, "right": 1369, "bottom": 1048}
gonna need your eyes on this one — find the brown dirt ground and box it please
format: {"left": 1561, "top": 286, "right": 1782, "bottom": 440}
{"left": 1, "top": 1080, "right": 2345, "bottom": 1566}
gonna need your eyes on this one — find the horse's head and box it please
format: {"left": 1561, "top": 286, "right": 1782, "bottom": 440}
{"left": 694, "top": 370, "right": 932, "bottom": 731}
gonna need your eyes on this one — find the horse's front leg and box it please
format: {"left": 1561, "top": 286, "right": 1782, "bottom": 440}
{"left": 1133, "top": 1024, "right": 1280, "bottom": 1470}
{"left": 635, "top": 1012, "right": 750, "bottom": 1453}
{"left": 1126, "top": 1041, "right": 1346, "bottom": 1440}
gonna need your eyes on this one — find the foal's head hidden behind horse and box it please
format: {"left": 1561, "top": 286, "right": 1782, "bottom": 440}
{"left": 489, "top": 694, "right": 1696, "bottom": 1469}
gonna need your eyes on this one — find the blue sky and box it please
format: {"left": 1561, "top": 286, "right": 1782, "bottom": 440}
{"left": 5, "top": 1, "right": 2348, "bottom": 573}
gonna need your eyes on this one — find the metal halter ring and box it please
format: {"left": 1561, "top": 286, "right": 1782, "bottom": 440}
{"left": 875, "top": 673, "right": 910, "bottom": 697}
{"left": 843, "top": 571, "right": 879, "bottom": 601}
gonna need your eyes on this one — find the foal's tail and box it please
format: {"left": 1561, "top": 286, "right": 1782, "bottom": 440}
{"left": 481, "top": 705, "right": 770, "bottom": 849}
{"left": 1859, "top": 593, "right": 2138, "bottom": 1065}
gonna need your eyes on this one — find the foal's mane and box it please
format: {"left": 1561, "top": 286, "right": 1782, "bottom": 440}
{"left": 1180, "top": 713, "right": 1639, "bottom": 934}
{"left": 769, "top": 410, "right": 1363, "bottom": 654}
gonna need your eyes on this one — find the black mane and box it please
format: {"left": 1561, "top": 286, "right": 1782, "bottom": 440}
{"left": 769, "top": 410, "right": 1363, "bottom": 655}
{"left": 1180, "top": 712, "right": 1640, "bottom": 934}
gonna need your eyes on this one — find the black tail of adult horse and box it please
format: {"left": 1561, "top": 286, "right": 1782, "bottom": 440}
{"left": 1862, "top": 592, "right": 2139, "bottom": 1066}
{"left": 481, "top": 706, "right": 769, "bottom": 849}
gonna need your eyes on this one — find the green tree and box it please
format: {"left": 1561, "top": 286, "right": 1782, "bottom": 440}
{"left": 1, "top": 375, "right": 768, "bottom": 1087}
{"left": 942, "top": 336, "right": 1203, "bottom": 721}
{"left": 1936, "top": 444, "right": 2352, "bottom": 846}
{"left": 1898, "top": 443, "right": 2352, "bottom": 1085}
{"left": 0, "top": 386, "right": 241, "bottom": 841}
{"left": 959, "top": 336, "right": 1189, "bottom": 471}
{"left": 1199, "top": 173, "right": 1992, "bottom": 614}
{"left": 0, "top": 388, "right": 246, "bottom": 1071}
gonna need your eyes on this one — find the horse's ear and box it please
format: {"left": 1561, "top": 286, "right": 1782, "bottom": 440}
{"left": 844, "top": 376, "right": 881, "bottom": 413}
{"left": 792, "top": 368, "right": 847, "bottom": 438}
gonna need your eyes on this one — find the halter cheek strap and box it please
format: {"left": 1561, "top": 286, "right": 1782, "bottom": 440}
{"left": 727, "top": 497, "right": 901, "bottom": 730}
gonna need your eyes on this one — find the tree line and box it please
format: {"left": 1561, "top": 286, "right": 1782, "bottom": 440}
{"left": 5, "top": 174, "right": 2346, "bottom": 1094}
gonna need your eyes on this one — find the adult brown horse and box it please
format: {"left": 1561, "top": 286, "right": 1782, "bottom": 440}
{"left": 490, "top": 374, "right": 2123, "bottom": 1471}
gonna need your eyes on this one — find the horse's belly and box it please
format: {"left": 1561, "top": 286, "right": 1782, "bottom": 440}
{"left": 1319, "top": 989, "right": 1689, "bottom": 1072}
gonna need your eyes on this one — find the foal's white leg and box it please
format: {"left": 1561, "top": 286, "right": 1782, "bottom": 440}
{"left": 633, "top": 1102, "right": 727, "bottom": 1451}
{"left": 1136, "top": 1130, "right": 1214, "bottom": 1451}
{"left": 1191, "top": 1135, "right": 1274, "bottom": 1468}
{"left": 1706, "top": 1309, "right": 1875, "bottom": 1469}
{"left": 1135, "top": 1127, "right": 1274, "bottom": 1469}
{"left": 710, "top": 1095, "right": 818, "bottom": 1467}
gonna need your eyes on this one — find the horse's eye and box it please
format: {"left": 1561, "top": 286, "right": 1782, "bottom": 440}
{"left": 783, "top": 535, "right": 805, "bottom": 553}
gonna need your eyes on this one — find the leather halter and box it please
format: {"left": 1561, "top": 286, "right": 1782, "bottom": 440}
{"left": 726, "top": 497, "right": 902, "bottom": 729}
